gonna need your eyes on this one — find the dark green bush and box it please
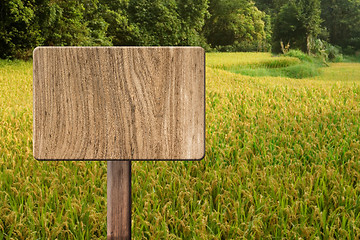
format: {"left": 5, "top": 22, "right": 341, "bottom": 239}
{"left": 325, "top": 44, "right": 343, "bottom": 62}
{"left": 284, "top": 50, "right": 314, "bottom": 63}
{"left": 282, "top": 63, "right": 320, "bottom": 78}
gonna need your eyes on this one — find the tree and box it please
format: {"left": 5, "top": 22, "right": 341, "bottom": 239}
{"left": 0, "top": 0, "right": 41, "bottom": 59}
{"left": 83, "top": 0, "right": 111, "bottom": 46}
{"left": 100, "top": 0, "right": 139, "bottom": 46}
{"left": 272, "top": 0, "right": 322, "bottom": 54}
{"left": 203, "top": 0, "right": 267, "bottom": 50}
{"left": 127, "top": 0, "right": 181, "bottom": 46}
{"left": 272, "top": 1, "right": 303, "bottom": 53}
{"left": 253, "top": 0, "right": 287, "bottom": 16}
{"left": 175, "top": 0, "right": 209, "bottom": 46}
{"left": 300, "top": 0, "right": 322, "bottom": 54}
{"left": 125, "top": 0, "right": 208, "bottom": 46}
{"left": 321, "top": 0, "right": 360, "bottom": 52}
{"left": 36, "top": 0, "right": 90, "bottom": 46}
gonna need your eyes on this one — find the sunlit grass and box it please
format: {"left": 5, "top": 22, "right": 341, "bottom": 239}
{"left": 206, "top": 52, "right": 300, "bottom": 69}
{"left": 207, "top": 51, "right": 325, "bottom": 79}
{"left": 0, "top": 60, "right": 107, "bottom": 239}
{"left": 1, "top": 55, "right": 360, "bottom": 239}
{"left": 314, "top": 63, "right": 360, "bottom": 81}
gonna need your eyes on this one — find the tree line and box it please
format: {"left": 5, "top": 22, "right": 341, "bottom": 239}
{"left": 1, "top": 0, "right": 359, "bottom": 60}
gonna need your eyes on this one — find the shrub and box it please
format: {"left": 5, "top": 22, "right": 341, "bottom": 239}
{"left": 284, "top": 50, "right": 314, "bottom": 63}
{"left": 310, "top": 39, "right": 344, "bottom": 62}
{"left": 325, "top": 43, "right": 343, "bottom": 62}
{"left": 282, "top": 63, "right": 320, "bottom": 78}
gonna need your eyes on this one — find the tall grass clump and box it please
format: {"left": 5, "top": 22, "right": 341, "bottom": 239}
{"left": 282, "top": 62, "right": 319, "bottom": 78}
{"left": 284, "top": 49, "right": 316, "bottom": 63}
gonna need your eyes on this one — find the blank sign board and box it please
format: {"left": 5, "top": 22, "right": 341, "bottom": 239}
{"left": 33, "top": 47, "right": 205, "bottom": 160}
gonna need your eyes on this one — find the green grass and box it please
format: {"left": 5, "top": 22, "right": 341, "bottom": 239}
{"left": 223, "top": 62, "right": 320, "bottom": 79}
{"left": 206, "top": 52, "right": 301, "bottom": 69}
{"left": 1, "top": 55, "right": 360, "bottom": 239}
{"left": 208, "top": 50, "right": 325, "bottom": 79}
{"left": 343, "top": 55, "right": 360, "bottom": 63}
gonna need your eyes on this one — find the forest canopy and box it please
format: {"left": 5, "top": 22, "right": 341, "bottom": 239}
{"left": 0, "top": 0, "right": 359, "bottom": 59}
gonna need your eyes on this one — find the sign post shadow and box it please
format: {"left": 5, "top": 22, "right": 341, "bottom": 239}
{"left": 33, "top": 46, "right": 205, "bottom": 239}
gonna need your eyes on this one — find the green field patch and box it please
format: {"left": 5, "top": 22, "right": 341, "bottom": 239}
{"left": 206, "top": 52, "right": 300, "bottom": 69}
{"left": 224, "top": 62, "right": 320, "bottom": 79}
{"left": 213, "top": 51, "right": 325, "bottom": 79}
{"left": 250, "top": 57, "right": 301, "bottom": 68}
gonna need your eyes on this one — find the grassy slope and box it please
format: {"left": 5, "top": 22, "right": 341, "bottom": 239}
{"left": 1, "top": 55, "right": 360, "bottom": 239}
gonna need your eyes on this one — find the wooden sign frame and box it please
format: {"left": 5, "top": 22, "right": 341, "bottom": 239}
{"left": 33, "top": 46, "right": 205, "bottom": 239}
{"left": 33, "top": 47, "right": 205, "bottom": 161}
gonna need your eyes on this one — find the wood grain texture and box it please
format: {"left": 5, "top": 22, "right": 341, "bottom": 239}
{"left": 107, "top": 161, "right": 131, "bottom": 240}
{"left": 33, "top": 47, "right": 205, "bottom": 160}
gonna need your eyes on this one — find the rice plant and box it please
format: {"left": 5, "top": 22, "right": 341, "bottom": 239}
{"left": 1, "top": 54, "right": 360, "bottom": 239}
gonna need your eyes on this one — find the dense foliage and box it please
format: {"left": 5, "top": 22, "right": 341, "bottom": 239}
{"left": 0, "top": 0, "right": 359, "bottom": 59}
{"left": 203, "top": 0, "right": 268, "bottom": 51}
{"left": 272, "top": 0, "right": 322, "bottom": 54}
{"left": 320, "top": 0, "right": 360, "bottom": 54}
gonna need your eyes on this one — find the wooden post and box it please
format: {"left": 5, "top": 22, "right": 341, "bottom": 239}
{"left": 107, "top": 161, "right": 131, "bottom": 240}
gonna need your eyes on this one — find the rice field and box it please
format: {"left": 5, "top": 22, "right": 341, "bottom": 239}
{"left": 206, "top": 52, "right": 301, "bottom": 69}
{"left": 1, "top": 53, "right": 360, "bottom": 239}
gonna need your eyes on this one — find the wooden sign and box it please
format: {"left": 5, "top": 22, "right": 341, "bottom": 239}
{"left": 33, "top": 47, "right": 205, "bottom": 160}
